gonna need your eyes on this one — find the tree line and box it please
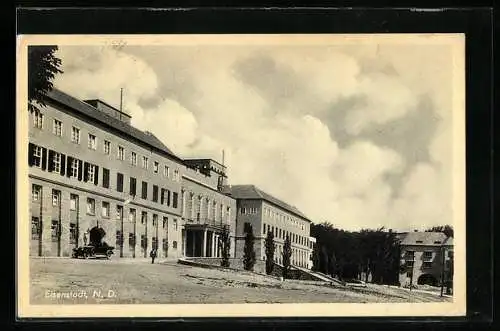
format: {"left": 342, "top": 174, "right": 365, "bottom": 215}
{"left": 310, "top": 222, "right": 454, "bottom": 285}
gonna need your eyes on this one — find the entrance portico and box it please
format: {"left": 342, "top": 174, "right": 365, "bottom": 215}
{"left": 183, "top": 224, "right": 223, "bottom": 258}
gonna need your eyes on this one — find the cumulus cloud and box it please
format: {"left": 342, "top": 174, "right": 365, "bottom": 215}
{"left": 53, "top": 41, "right": 457, "bottom": 232}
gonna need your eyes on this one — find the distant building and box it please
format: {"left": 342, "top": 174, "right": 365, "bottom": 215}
{"left": 224, "top": 185, "right": 313, "bottom": 268}
{"left": 397, "top": 231, "right": 454, "bottom": 287}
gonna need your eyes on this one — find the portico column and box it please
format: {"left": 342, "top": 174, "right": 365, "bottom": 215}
{"left": 183, "top": 229, "right": 187, "bottom": 257}
{"left": 191, "top": 230, "right": 196, "bottom": 257}
{"left": 211, "top": 232, "right": 215, "bottom": 257}
{"left": 202, "top": 229, "right": 207, "bottom": 257}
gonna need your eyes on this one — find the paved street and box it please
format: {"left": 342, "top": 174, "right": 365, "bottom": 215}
{"left": 30, "top": 258, "right": 452, "bottom": 304}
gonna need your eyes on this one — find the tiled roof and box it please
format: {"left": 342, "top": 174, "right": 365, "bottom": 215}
{"left": 225, "top": 185, "right": 311, "bottom": 222}
{"left": 398, "top": 231, "right": 450, "bottom": 246}
{"left": 46, "top": 88, "right": 183, "bottom": 163}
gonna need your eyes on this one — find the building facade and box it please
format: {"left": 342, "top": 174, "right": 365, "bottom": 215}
{"left": 28, "top": 88, "right": 235, "bottom": 260}
{"left": 224, "top": 185, "right": 313, "bottom": 268}
{"left": 180, "top": 159, "right": 236, "bottom": 259}
{"left": 398, "top": 231, "right": 454, "bottom": 287}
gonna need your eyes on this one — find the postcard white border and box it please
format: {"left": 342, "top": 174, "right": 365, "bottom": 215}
{"left": 16, "top": 34, "right": 466, "bottom": 318}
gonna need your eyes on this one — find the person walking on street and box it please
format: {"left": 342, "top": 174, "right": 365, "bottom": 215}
{"left": 150, "top": 248, "right": 157, "bottom": 264}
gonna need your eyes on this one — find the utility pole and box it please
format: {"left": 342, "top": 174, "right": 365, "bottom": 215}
{"left": 440, "top": 245, "right": 445, "bottom": 297}
{"left": 119, "top": 88, "right": 124, "bottom": 121}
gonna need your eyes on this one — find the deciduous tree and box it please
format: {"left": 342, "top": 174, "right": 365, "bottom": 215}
{"left": 28, "top": 46, "right": 63, "bottom": 113}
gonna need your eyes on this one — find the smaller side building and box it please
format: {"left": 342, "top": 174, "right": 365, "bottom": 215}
{"left": 398, "top": 231, "right": 454, "bottom": 287}
{"left": 224, "top": 185, "right": 313, "bottom": 268}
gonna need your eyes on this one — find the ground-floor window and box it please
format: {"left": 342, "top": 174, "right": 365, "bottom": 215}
{"left": 141, "top": 235, "right": 147, "bottom": 249}
{"left": 162, "top": 238, "right": 168, "bottom": 257}
{"left": 152, "top": 237, "right": 158, "bottom": 250}
{"left": 51, "top": 220, "right": 59, "bottom": 242}
{"left": 129, "top": 233, "right": 135, "bottom": 247}
{"left": 116, "top": 230, "right": 123, "bottom": 246}
{"left": 31, "top": 217, "right": 40, "bottom": 240}
{"left": 69, "top": 223, "right": 77, "bottom": 244}
{"left": 172, "top": 241, "right": 177, "bottom": 249}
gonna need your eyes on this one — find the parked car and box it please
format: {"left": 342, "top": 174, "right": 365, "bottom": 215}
{"left": 72, "top": 242, "right": 114, "bottom": 259}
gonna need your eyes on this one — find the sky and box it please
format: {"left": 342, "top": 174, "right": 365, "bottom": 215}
{"left": 52, "top": 36, "right": 462, "bottom": 232}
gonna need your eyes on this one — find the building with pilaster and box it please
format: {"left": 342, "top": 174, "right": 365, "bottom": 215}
{"left": 224, "top": 185, "right": 313, "bottom": 268}
{"left": 28, "top": 88, "right": 235, "bottom": 260}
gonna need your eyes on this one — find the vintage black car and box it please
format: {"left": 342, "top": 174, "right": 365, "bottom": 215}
{"left": 72, "top": 225, "right": 114, "bottom": 259}
{"left": 72, "top": 243, "right": 114, "bottom": 259}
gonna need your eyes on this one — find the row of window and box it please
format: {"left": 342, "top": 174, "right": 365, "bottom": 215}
{"left": 32, "top": 111, "right": 181, "bottom": 181}
{"left": 32, "top": 185, "right": 180, "bottom": 231}
{"left": 263, "top": 207, "right": 305, "bottom": 231}
{"left": 404, "top": 251, "right": 434, "bottom": 260}
{"left": 266, "top": 243, "right": 310, "bottom": 267}
{"left": 240, "top": 207, "right": 258, "bottom": 215}
{"left": 31, "top": 217, "right": 178, "bottom": 251}
{"left": 29, "top": 143, "right": 179, "bottom": 208}
{"left": 184, "top": 192, "right": 231, "bottom": 223}
{"left": 262, "top": 223, "right": 308, "bottom": 246}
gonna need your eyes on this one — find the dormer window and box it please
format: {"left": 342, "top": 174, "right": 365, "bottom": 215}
{"left": 434, "top": 241, "right": 441, "bottom": 244}
{"left": 416, "top": 240, "right": 423, "bottom": 243}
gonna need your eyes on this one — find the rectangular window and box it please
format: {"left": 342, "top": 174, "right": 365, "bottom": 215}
{"left": 141, "top": 234, "right": 146, "bottom": 248}
{"left": 131, "top": 152, "right": 137, "bottom": 166}
{"left": 116, "top": 173, "right": 124, "bottom": 192}
{"left": 33, "top": 110, "right": 43, "bottom": 129}
{"left": 172, "top": 241, "right": 177, "bottom": 249}
{"left": 69, "top": 223, "right": 77, "bottom": 244}
{"left": 51, "top": 220, "right": 60, "bottom": 241}
{"left": 87, "top": 198, "right": 95, "bottom": 215}
{"left": 33, "top": 146, "right": 42, "bottom": 168}
{"left": 141, "top": 181, "right": 148, "bottom": 199}
{"left": 153, "top": 161, "right": 159, "bottom": 173}
{"left": 71, "top": 159, "right": 79, "bottom": 178}
{"left": 32, "top": 184, "right": 41, "bottom": 201}
{"left": 102, "top": 168, "right": 110, "bottom": 188}
{"left": 152, "top": 214, "right": 158, "bottom": 227}
{"left": 129, "top": 233, "right": 135, "bottom": 247}
{"left": 164, "top": 165, "right": 170, "bottom": 177}
{"left": 152, "top": 185, "right": 158, "bottom": 202}
{"left": 423, "top": 251, "right": 433, "bottom": 261}
{"left": 422, "top": 261, "right": 433, "bottom": 269}
{"left": 142, "top": 156, "right": 148, "bottom": 169}
{"left": 52, "top": 190, "right": 60, "bottom": 206}
{"left": 104, "top": 140, "right": 110, "bottom": 154}
{"left": 102, "top": 201, "right": 110, "bottom": 217}
{"left": 240, "top": 207, "right": 246, "bottom": 214}
{"left": 71, "top": 127, "right": 80, "bottom": 143}
{"left": 116, "top": 231, "right": 122, "bottom": 246}
{"left": 173, "top": 219, "right": 178, "bottom": 231}
{"left": 405, "top": 251, "right": 415, "bottom": 260}
{"left": 88, "top": 134, "right": 97, "bottom": 150}
{"left": 53, "top": 119, "right": 62, "bottom": 136}
{"left": 163, "top": 217, "right": 168, "bottom": 229}
{"left": 129, "top": 208, "right": 136, "bottom": 222}
{"left": 129, "top": 177, "right": 137, "bottom": 196}
{"left": 52, "top": 152, "right": 61, "bottom": 173}
{"left": 263, "top": 223, "right": 266, "bottom": 234}
{"left": 141, "top": 211, "right": 147, "bottom": 225}
{"left": 152, "top": 236, "right": 158, "bottom": 250}
{"left": 70, "top": 194, "right": 78, "bottom": 211}
{"left": 117, "top": 146, "right": 125, "bottom": 160}
{"left": 173, "top": 169, "right": 179, "bottom": 181}
{"left": 87, "top": 164, "right": 96, "bottom": 183}
{"left": 116, "top": 205, "right": 123, "bottom": 220}
{"left": 172, "top": 192, "right": 178, "bottom": 208}
{"left": 166, "top": 190, "right": 171, "bottom": 206}
{"left": 406, "top": 271, "right": 413, "bottom": 278}
{"left": 31, "top": 217, "right": 40, "bottom": 240}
